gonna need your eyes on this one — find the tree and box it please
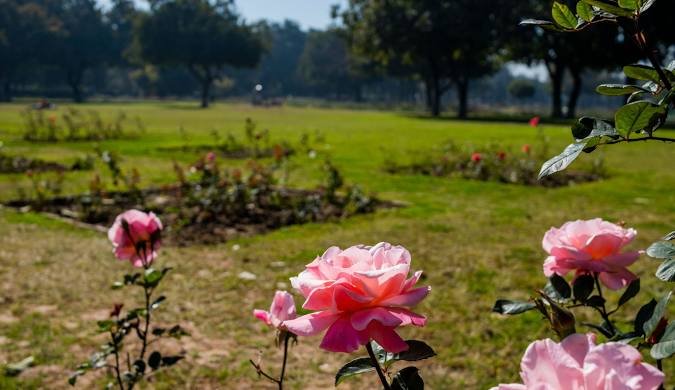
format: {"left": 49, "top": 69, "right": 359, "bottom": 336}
{"left": 340, "top": 0, "right": 506, "bottom": 118}
{"left": 49, "top": 0, "right": 114, "bottom": 102}
{"left": 136, "top": 0, "right": 264, "bottom": 108}
{"left": 297, "top": 29, "right": 372, "bottom": 101}
{"left": 506, "top": 0, "right": 641, "bottom": 118}
{"left": 0, "top": 0, "right": 56, "bottom": 102}
{"left": 508, "top": 79, "right": 536, "bottom": 100}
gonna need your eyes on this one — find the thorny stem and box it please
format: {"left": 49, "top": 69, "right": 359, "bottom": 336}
{"left": 593, "top": 273, "right": 617, "bottom": 336}
{"left": 366, "top": 342, "right": 391, "bottom": 390}
{"left": 110, "top": 330, "right": 125, "bottom": 390}
{"left": 278, "top": 332, "right": 291, "bottom": 390}
{"left": 603, "top": 136, "right": 675, "bottom": 145}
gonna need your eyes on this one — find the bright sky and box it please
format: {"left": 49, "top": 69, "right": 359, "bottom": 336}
{"left": 99, "top": 0, "right": 347, "bottom": 30}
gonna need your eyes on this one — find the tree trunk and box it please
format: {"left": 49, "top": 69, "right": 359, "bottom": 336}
{"left": 426, "top": 76, "right": 441, "bottom": 117}
{"left": 67, "top": 68, "right": 85, "bottom": 103}
{"left": 566, "top": 69, "right": 582, "bottom": 119}
{"left": 200, "top": 79, "right": 211, "bottom": 108}
{"left": 456, "top": 79, "right": 469, "bottom": 119}
{"left": 71, "top": 83, "right": 83, "bottom": 103}
{"left": 0, "top": 80, "right": 10, "bottom": 102}
{"left": 549, "top": 67, "right": 564, "bottom": 119}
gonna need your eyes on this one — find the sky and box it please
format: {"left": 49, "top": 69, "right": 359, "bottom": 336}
{"left": 99, "top": 0, "right": 347, "bottom": 30}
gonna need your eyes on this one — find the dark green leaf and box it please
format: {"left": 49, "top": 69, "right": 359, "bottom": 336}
{"left": 651, "top": 323, "right": 675, "bottom": 359}
{"left": 573, "top": 275, "right": 595, "bottom": 302}
{"left": 585, "top": 295, "right": 606, "bottom": 308}
{"left": 391, "top": 366, "right": 424, "bottom": 390}
{"left": 148, "top": 351, "right": 162, "bottom": 370}
{"left": 133, "top": 359, "right": 146, "bottom": 374}
{"left": 581, "top": 0, "right": 635, "bottom": 16}
{"left": 640, "top": 0, "right": 656, "bottom": 12}
{"left": 577, "top": 1, "right": 594, "bottom": 21}
{"left": 663, "top": 231, "right": 675, "bottom": 241}
{"left": 552, "top": 2, "right": 579, "bottom": 29}
{"left": 538, "top": 142, "right": 586, "bottom": 179}
{"left": 624, "top": 65, "right": 661, "bottom": 83}
{"left": 492, "top": 299, "right": 536, "bottom": 315}
{"left": 647, "top": 242, "right": 675, "bottom": 259}
{"left": 618, "top": 0, "right": 641, "bottom": 10}
{"left": 68, "top": 370, "right": 85, "bottom": 386}
{"left": 168, "top": 324, "right": 190, "bottom": 338}
{"left": 142, "top": 267, "right": 171, "bottom": 288}
{"left": 550, "top": 274, "right": 571, "bottom": 299}
{"left": 152, "top": 327, "right": 166, "bottom": 336}
{"left": 596, "top": 84, "right": 650, "bottom": 96}
{"left": 150, "top": 296, "right": 166, "bottom": 310}
{"left": 393, "top": 341, "right": 437, "bottom": 363}
{"left": 161, "top": 355, "right": 183, "bottom": 366}
{"left": 656, "top": 259, "right": 675, "bottom": 282}
{"left": 97, "top": 320, "right": 114, "bottom": 333}
{"left": 644, "top": 292, "right": 672, "bottom": 337}
{"left": 519, "top": 19, "right": 564, "bottom": 31}
{"left": 583, "top": 322, "right": 614, "bottom": 338}
{"left": 614, "top": 101, "right": 666, "bottom": 138}
{"left": 635, "top": 299, "right": 657, "bottom": 336}
{"left": 112, "top": 281, "right": 124, "bottom": 290}
{"left": 335, "top": 358, "right": 375, "bottom": 385}
{"left": 618, "top": 279, "right": 640, "bottom": 307}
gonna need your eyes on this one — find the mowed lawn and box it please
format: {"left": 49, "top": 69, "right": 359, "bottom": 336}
{"left": 0, "top": 101, "right": 673, "bottom": 389}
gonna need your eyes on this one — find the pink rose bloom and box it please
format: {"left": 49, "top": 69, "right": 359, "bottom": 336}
{"left": 283, "top": 243, "right": 430, "bottom": 353}
{"left": 471, "top": 152, "right": 482, "bottom": 163}
{"left": 253, "top": 290, "right": 297, "bottom": 330}
{"left": 108, "top": 209, "right": 163, "bottom": 268}
{"left": 529, "top": 116, "right": 541, "bottom": 127}
{"left": 543, "top": 219, "right": 640, "bottom": 290}
{"left": 492, "top": 333, "right": 664, "bottom": 390}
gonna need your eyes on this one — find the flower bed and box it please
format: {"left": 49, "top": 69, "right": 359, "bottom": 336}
{"left": 0, "top": 153, "right": 93, "bottom": 174}
{"left": 384, "top": 140, "right": 607, "bottom": 187}
{"left": 5, "top": 158, "right": 386, "bottom": 246}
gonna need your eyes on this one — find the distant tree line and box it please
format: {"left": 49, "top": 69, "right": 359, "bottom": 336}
{"left": 1, "top": 0, "right": 673, "bottom": 116}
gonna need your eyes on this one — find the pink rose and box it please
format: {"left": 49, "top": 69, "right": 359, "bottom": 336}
{"left": 492, "top": 333, "right": 664, "bottom": 390}
{"left": 543, "top": 219, "right": 640, "bottom": 290}
{"left": 108, "top": 209, "right": 163, "bottom": 268}
{"left": 521, "top": 144, "right": 531, "bottom": 154}
{"left": 284, "top": 243, "right": 430, "bottom": 353}
{"left": 529, "top": 116, "right": 541, "bottom": 127}
{"left": 471, "top": 152, "right": 482, "bottom": 163}
{"left": 253, "top": 291, "right": 297, "bottom": 330}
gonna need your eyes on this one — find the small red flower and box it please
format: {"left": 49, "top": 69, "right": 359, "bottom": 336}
{"left": 471, "top": 153, "right": 482, "bottom": 163}
{"left": 497, "top": 151, "right": 506, "bottom": 161}
{"left": 110, "top": 303, "right": 124, "bottom": 318}
{"left": 522, "top": 144, "right": 531, "bottom": 154}
{"left": 529, "top": 116, "right": 541, "bottom": 127}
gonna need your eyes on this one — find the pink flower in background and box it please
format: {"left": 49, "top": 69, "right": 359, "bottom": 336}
{"left": 529, "top": 116, "right": 541, "bottom": 127}
{"left": 521, "top": 144, "right": 531, "bottom": 154}
{"left": 206, "top": 151, "right": 216, "bottom": 163}
{"left": 542, "top": 219, "right": 640, "bottom": 290}
{"left": 471, "top": 152, "right": 482, "bottom": 163}
{"left": 108, "top": 209, "right": 163, "bottom": 268}
{"left": 491, "top": 333, "right": 663, "bottom": 390}
{"left": 254, "top": 291, "right": 297, "bottom": 330}
{"left": 284, "top": 243, "right": 430, "bottom": 353}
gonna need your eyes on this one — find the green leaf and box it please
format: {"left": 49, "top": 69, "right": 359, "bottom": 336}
{"left": 552, "top": 2, "right": 579, "bottom": 29}
{"left": 572, "top": 117, "right": 619, "bottom": 140}
{"left": 519, "top": 19, "right": 564, "bottom": 31}
{"left": 335, "top": 357, "right": 374, "bottom": 386}
{"left": 585, "top": 295, "right": 606, "bottom": 308}
{"left": 150, "top": 296, "right": 166, "bottom": 310}
{"left": 67, "top": 370, "right": 85, "bottom": 386}
{"left": 96, "top": 320, "right": 114, "bottom": 333}
{"left": 635, "top": 299, "right": 657, "bottom": 336}
{"left": 624, "top": 65, "right": 661, "bottom": 83}
{"left": 618, "top": 279, "right": 640, "bottom": 307}
{"left": 550, "top": 274, "right": 571, "bottom": 299}
{"left": 492, "top": 299, "right": 536, "bottom": 315}
{"left": 651, "top": 323, "right": 675, "bottom": 359}
{"left": 644, "top": 292, "right": 672, "bottom": 337}
{"left": 614, "top": 101, "right": 666, "bottom": 138}
{"left": 538, "top": 142, "right": 586, "bottom": 179}
{"left": 142, "top": 267, "right": 171, "bottom": 288}
{"left": 577, "top": 1, "right": 595, "bottom": 21}
{"left": 647, "top": 241, "right": 675, "bottom": 259}
{"left": 582, "top": 0, "right": 635, "bottom": 16}
{"left": 618, "top": 0, "right": 641, "bottom": 10}
{"left": 656, "top": 259, "right": 675, "bottom": 282}
{"left": 573, "top": 275, "right": 595, "bottom": 302}
{"left": 161, "top": 355, "right": 183, "bottom": 366}
{"left": 596, "top": 84, "right": 650, "bottom": 96}
{"left": 4, "top": 356, "right": 34, "bottom": 377}
{"left": 663, "top": 231, "right": 675, "bottom": 241}
{"left": 640, "top": 0, "right": 656, "bottom": 12}
{"left": 391, "top": 366, "right": 424, "bottom": 390}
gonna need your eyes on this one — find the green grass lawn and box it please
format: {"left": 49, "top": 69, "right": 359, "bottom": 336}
{"left": 0, "top": 101, "right": 673, "bottom": 389}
